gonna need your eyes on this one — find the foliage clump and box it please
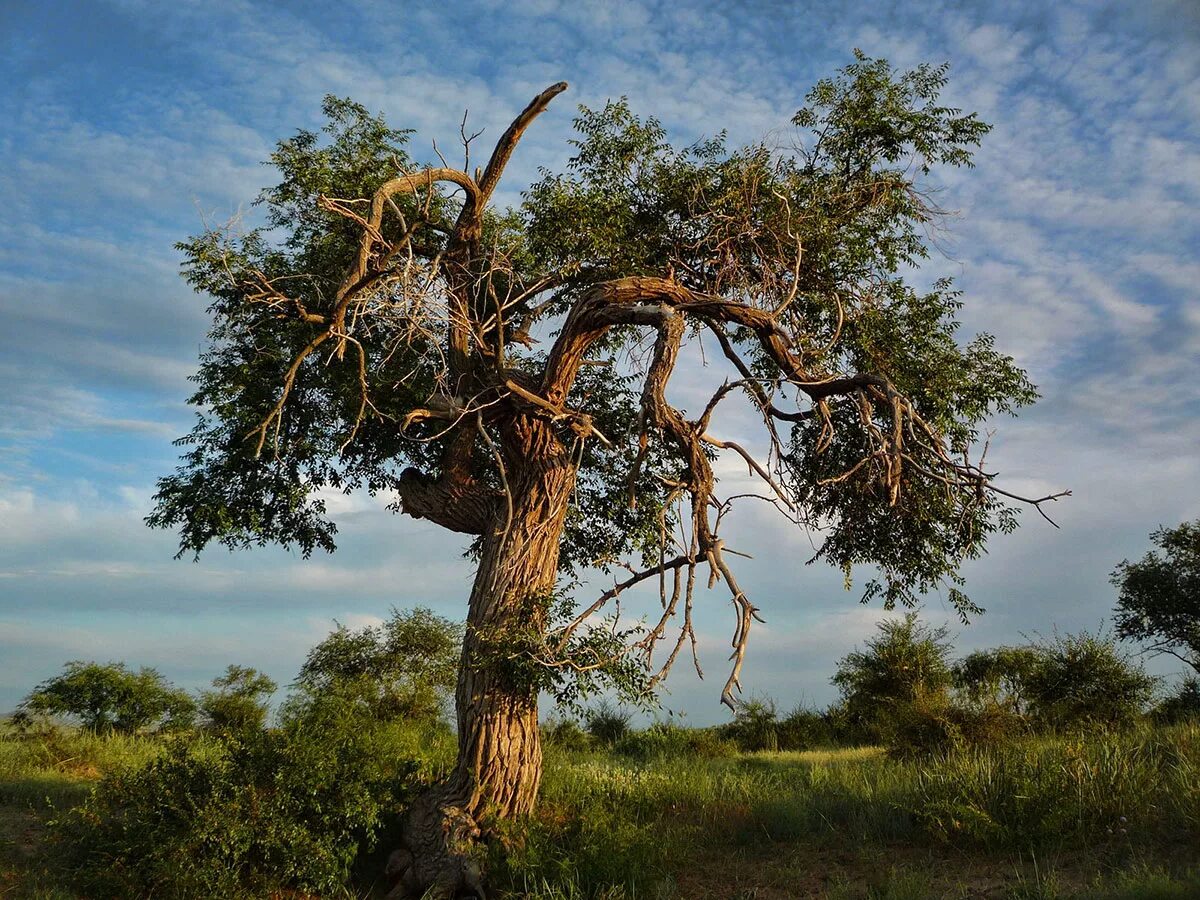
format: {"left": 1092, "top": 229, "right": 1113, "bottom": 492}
{"left": 54, "top": 691, "right": 441, "bottom": 898}
{"left": 1024, "top": 629, "right": 1156, "bottom": 729}
{"left": 296, "top": 606, "right": 461, "bottom": 722}
{"left": 1112, "top": 519, "right": 1200, "bottom": 674}
{"left": 198, "top": 665, "right": 276, "bottom": 734}
{"left": 16, "top": 661, "right": 195, "bottom": 734}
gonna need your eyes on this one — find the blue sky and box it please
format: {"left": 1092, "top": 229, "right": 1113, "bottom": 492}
{"left": 1, "top": 0, "right": 1198, "bottom": 722}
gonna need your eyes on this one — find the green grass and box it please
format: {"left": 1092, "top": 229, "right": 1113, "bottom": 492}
{"left": 2, "top": 721, "right": 1198, "bottom": 898}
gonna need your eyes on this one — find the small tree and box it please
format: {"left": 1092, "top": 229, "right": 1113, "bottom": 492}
{"left": 18, "top": 661, "right": 195, "bottom": 734}
{"left": 1112, "top": 520, "right": 1200, "bottom": 674}
{"left": 296, "top": 607, "right": 461, "bottom": 723}
{"left": 952, "top": 646, "right": 1040, "bottom": 714}
{"left": 200, "top": 665, "right": 277, "bottom": 733}
{"left": 834, "top": 614, "right": 954, "bottom": 715}
{"left": 1024, "top": 630, "right": 1155, "bottom": 728}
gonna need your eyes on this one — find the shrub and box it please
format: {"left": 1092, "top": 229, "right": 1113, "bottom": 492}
{"left": 1024, "top": 629, "right": 1156, "bottom": 729}
{"left": 774, "top": 705, "right": 832, "bottom": 750}
{"left": 833, "top": 614, "right": 955, "bottom": 741}
{"left": 199, "top": 665, "right": 276, "bottom": 734}
{"left": 952, "top": 646, "right": 1040, "bottom": 715}
{"left": 585, "top": 701, "right": 631, "bottom": 746}
{"left": 722, "top": 695, "right": 780, "bottom": 752}
{"left": 1155, "top": 677, "right": 1200, "bottom": 723}
{"left": 18, "top": 661, "right": 195, "bottom": 734}
{"left": 297, "top": 606, "right": 462, "bottom": 723}
{"left": 615, "top": 722, "right": 737, "bottom": 760}
{"left": 543, "top": 715, "right": 592, "bottom": 752}
{"left": 55, "top": 688, "right": 427, "bottom": 898}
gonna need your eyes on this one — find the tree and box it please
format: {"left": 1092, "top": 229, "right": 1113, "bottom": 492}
{"left": 18, "top": 661, "right": 195, "bottom": 734}
{"left": 1023, "top": 629, "right": 1155, "bottom": 728}
{"left": 149, "top": 55, "right": 1061, "bottom": 894}
{"left": 832, "top": 613, "right": 955, "bottom": 736}
{"left": 199, "top": 665, "right": 277, "bottom": 733}
{"left": 296, "top": 607, "right": 461, "bottom": 722}
{"left": 952, "top": 645, "right": 1040, "bottom": 714}
{"left": 1112, "top": 519, "right": 1200, "bottom": 674}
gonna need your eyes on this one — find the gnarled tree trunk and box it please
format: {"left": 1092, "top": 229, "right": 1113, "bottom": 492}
{"left": 389, "top": 416, "right": 575, "bottom": 898}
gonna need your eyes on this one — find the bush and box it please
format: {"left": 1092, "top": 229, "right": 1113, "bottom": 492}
{"left": 722, "top": 695, "right": 780, "bottom": 752}
{"left": 199, "top": 665, "right": 276, "bottom": 734}
{"left": 1155, "top": 677, "right": 1200, "bottom": 723}
{"left": 585, "top": 701, "right": 631, "bottom": 746}
{"left": 615, "top": 722, "right": 737, "bottom": 761}
{"left": 1025, "top": 630, "right": 1156, "bottom": 729}
{"left": 833, "top": 614, "right": 955, "bottom": 741}
{"left": 55, "top": 689, "right": 428, "bottom": 898}
{"left": 297, "top": 606, "right": 461, "bottom": 723}
{"left": 776, "top": 705, "right": 846, "bottom": 750}
{"left": 543, "top": 715, "right": 592, "bottom": 753}
{"left": 18, "top": 661, "right": 195, "bottom": 734}
{"left": 952, "top": 646, "right": 1040, "bottom": 715}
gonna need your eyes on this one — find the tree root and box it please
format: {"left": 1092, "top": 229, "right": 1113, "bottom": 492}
{"left": 385, "top": 791, "right": 488, "bottom": 899}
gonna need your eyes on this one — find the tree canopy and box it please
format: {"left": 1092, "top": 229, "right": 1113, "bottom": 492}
{"left": 1112, "top": 519, "right": 1200, "bottom": 673}
{"left": 149, "top": 55, "right": 1059, "bottom": 712}
{"left": 17, "top": 661, "right": 195, "bottom": 734}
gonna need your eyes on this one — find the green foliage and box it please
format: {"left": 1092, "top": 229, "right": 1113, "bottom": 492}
{"left": 1154, "top": 677, "right": 1200, "bottom": 724}
{"left": 585, "top": 702, "right": 631, "bottom": 747}
{"left": 198, "top": 665, "right": 276, "bottom": 734}
{"left": 17, "top": 662, "right": 195, "bottom": 735}
{"left": 833, "top": 614, "right": 955, "bottom": 740}
{"left": 721, "top": 695, "right": 780, "bottom": 752}
{"left": 1112, "top": 519, "right": 1200, "bottom": 673}
{"left": 152, "top": 55, "right": 1037, "bottom": 638}
{"left": 775, "top": 704, "right": 842, "bottom": 751}
{"left": 614, "top": 721, "right": 737, "bottom": 761}
{"left": 296, "top": 606, "right": 461, "bottom": 722}
{"left": 542, "top": 716, "right": 593, "bottom": 753}
{"left": 1024, "top": 630, "right": 1156, "bottom": 729}
{"left": 54, "top": 692, "right": 435, "bottom": 898}
{"left": 147, "top": 96, "right": 445, "bottom": 558}
{"left": 953, "top": 645, "right": 1040, "bottom": 714}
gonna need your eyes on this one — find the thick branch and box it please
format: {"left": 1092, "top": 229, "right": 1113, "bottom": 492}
{"left": 396, "top": 467, "right": 499, "bottom": 535}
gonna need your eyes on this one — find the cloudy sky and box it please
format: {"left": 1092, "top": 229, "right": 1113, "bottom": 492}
{"left": 1, "top": 0, "right": 1197, "bottom": 722}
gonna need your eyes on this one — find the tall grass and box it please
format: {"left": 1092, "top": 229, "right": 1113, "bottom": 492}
{"left": 3, "top": 719, "right": 1198, "bottom": 898}
{"left": 498, "top": 723, "right": 1200, "bottom": 896}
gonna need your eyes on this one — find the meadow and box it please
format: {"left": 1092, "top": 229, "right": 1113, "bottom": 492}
{"left": 2, "top": 718, "right": 1198, "bottom": 899}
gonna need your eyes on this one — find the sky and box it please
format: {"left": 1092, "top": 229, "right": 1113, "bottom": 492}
{"left": 1, "top": 0, "right": 1198, "bottom": 723}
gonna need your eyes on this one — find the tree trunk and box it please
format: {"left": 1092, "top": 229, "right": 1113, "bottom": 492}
{"left": 388, "top": 418, "right": 574, "bottom": 899}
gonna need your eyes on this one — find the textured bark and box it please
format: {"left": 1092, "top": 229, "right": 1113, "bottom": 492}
{"left": 389, "top": 415, "right": 575, "bottom": 898}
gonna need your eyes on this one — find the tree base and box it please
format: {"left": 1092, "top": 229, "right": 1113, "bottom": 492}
{"left": 385, "top": 791, "right": 488, "bottom": 899}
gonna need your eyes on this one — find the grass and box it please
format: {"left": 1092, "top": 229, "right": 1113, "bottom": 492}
{"left": 2, "top": 720, "right": 1199, "bottom": 898}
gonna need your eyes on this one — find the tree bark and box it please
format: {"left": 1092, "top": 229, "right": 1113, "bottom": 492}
{"left": 389, "top": 415, "right": 575, "bottom": 899}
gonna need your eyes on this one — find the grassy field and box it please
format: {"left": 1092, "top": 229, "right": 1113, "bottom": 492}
{"left": 2, "top": 722, "right": 1199, "bottom": 898}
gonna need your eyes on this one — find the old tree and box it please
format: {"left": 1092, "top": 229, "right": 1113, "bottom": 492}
{"left": 151, "top": 56, "right": 1062, "bottom": 896}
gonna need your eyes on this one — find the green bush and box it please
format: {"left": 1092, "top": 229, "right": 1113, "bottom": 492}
{"left": 776, "top": 705, "right": 841, "bottom": 750}
{"left": 17, "top": 661, "right": 195, "bottom": 734}
{"left": 721, "top": 695, "right": 779, "bottom": 752}
{"left": 585, "top": 701, "right": 631, "bottom": 746}
{"left": 198, "top": 665, "right": 276, "bottom": 734}
{"left": 1155, "top": 677, "right": 1200, "bottom": 723}
{"left": 833, "top": 614, "right": 955, "bottom": 742}
{"left": 543, "top": 715, "right": 593, "bottom": 753}
{"left": 614, "top": 722, "right": 737, "bottom": 761}
{"left": 1025, "top": 630, "right": 1156, "bottom": 729}
{"left": 297, "top": 606, "right": 462, "bottom": 723}
{"left": 55, "top": 689, "right": 430, "bottom": 898}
